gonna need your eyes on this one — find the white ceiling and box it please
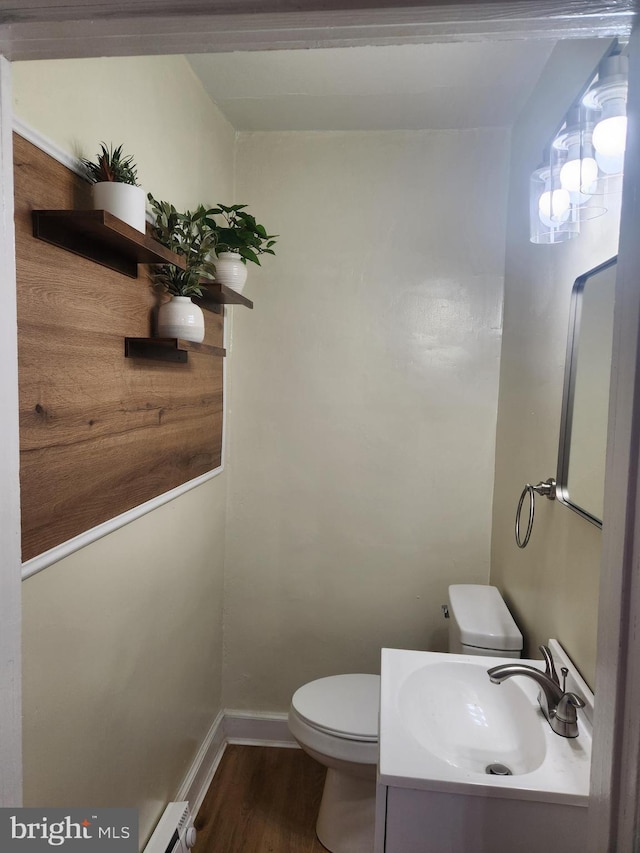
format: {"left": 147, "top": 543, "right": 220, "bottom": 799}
{"left": 187, "top": 41, "right": 556, "bottom": 132}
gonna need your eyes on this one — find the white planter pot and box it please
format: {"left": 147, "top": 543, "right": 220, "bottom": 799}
{"left": 92, "top": 182, "right": 146, "bottom": 233}
{"left": 157, "top": 296, "right": 205, "bottom": 343}
{"left": 215, "top": 252, "right": 248, "bottom": 294}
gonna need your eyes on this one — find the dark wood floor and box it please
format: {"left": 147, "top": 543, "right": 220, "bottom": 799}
{"left": 193, "top": 745, "right": 328, "bottom": 853}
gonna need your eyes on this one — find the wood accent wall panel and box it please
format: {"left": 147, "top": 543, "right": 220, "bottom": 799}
{"left": 14, "top": 133, "right": 224, "bottom": 562}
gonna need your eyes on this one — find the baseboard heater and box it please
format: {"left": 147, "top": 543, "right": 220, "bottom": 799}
{"left": 143, "top": 802, "right": 197, "bottom": 853}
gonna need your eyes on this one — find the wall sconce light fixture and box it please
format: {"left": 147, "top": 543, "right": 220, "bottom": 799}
{"left": 530, "top": 46, "right": 627, "bottom": 245}
{"left": 530, "top": 150, "right": 580, "bottom": 244}
{"left": 584, "top": 53, "right": 628, "bottom": 176}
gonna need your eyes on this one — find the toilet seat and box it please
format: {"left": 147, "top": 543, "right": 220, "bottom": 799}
{"left": 288, "top": 674, "right": 380, "bottom": 852}
{"left": 291, "top": 674, "right": 379, "bottom": 742}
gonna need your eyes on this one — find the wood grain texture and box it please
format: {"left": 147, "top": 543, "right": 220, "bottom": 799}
{"left": 124, "top": 338, "right": 226, "bottom": 361}
{"left": 33, "top": 209, "right": 187, "bottom": 276}
{"left": 197, "top": 282, "right": 254, "bottom": 310}
{"left": 14, "top": 133, "right": 225, "bottom": 561}
{"left": 194, "top": 746, "right": 327, "bottom": 853}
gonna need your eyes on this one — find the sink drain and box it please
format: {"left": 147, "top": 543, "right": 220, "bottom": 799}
{"left": 486, "top": 763, "right": 512, "bottom": 776}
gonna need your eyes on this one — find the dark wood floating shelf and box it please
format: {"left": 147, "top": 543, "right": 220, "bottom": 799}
{"left": 124, "top": 337, "right": 226, "bottom": 363}
{"left": 33, "top": 209, "right": 187, "bottom": 278}
{"left": 196, "top": 281, "right": 254, "bottom": 313}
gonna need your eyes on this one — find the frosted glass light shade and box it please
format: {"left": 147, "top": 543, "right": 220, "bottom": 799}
{"left": 596, "top": 150, "right": 625, "bottom": 176}
{"left": 552, "top": 110, "right": 599, "bottom": 204}
{"left": 530, "top": 166, "right": 579, "bottom": 244}
{"left": 538, "top": 188, "right": 571, "bottom": 226}
{"left": 593, "top": 114, "right": 627, "bottom": 159}
{"left": 559, "top": 154, "right": 606, "bottom": 218}
{"left": 560, "top": 156, "right": 598, "bottom": 195}
{"left": 583, "top": 53, "right": 628, "bottom": 177}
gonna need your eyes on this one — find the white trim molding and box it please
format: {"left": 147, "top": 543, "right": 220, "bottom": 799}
{"left": 13, "top": 117, "right": 83, "bottom": 178}
{"left": 0, "top": 2, "right": 634, "bottom": 61}
{"left": 176, "top": 711, "right": 296, "bottom": 818}
{"left": 14, "top": 119, "right": 228, "bottom": 580}
{"left": 0, "top": 54, "right": 23, "bottom": 807}
{"left": 21, "top": 464, "right": 225, "bottom": 580}
{"left": 223, "top": 711, "right": 297, "bottom": 749}
{"left": 589, "top": 22, "right": 640, "bottom": 853}
{"left": 175, "top": 711, "right": 226, "bottom": 818}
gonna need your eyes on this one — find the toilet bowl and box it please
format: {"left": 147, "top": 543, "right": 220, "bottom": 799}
{"left": 288, "top": 585, "right": 522, "bottom": 853}
{"left": 288, "top": 674, "right": 379, "bottom": 853}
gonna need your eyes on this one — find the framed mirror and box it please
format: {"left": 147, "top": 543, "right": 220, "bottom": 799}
{"left": 557, "top": 256, "right": 617, "bottom": 528}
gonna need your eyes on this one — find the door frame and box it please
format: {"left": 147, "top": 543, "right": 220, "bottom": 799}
{"left": 0, "top": 53, "right": 22, "bottom": 808}
{"left": 0, "top": 1, "right": 635, "bottom": 59}
{"left": 0, "top": 3, "right": 637, "bottom": 846}
{"left": 589, "top": 23, "right": 640, "bottom": 850}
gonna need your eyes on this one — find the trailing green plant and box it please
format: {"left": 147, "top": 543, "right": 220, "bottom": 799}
{"left": 147, "top": 193, "right": 218, "bottom": 298}
{"left": 211, "top": 204, "right": 277, "bottom": 265}
{"left": 81, "top": 142, "right": 139, "bottom": 186}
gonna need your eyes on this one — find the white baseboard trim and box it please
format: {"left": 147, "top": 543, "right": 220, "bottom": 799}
{"left": 175, "top": 710, "right": 226, "bottom": 817}
{"left": 223, "top": 710, "right": 297, "bottom": 748}
{"left": 177, "top": 710, "right": 298, "bottom": 818}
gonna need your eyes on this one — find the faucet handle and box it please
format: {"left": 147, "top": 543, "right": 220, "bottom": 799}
{"left": 551, "top": 692, "right": 585, "bottom": 738}
{"left": 539, "top": 644, "right": 559, "bottom": 686}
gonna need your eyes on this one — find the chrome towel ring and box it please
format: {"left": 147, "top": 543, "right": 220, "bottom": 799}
{"left": 515, "top": 478, "right": 556, "bottom": 548}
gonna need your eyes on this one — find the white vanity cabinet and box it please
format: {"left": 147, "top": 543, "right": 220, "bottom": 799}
{"left": 377, "top": 645, "right": 594, "bottom": 853}
{"left": 375, "top": 781, "right": 587, "bottom": 853}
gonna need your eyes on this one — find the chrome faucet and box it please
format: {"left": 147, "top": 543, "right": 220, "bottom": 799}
{"left": 539, "top": 643, "right": 559, "bottom": 686}
{"left": 487, "top": 645, "right": 585, "bottom": 738}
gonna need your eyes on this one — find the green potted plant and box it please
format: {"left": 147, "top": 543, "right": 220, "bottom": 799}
{"left": 81, "top": 143, "right": 146, "bottom": 233}
{"left": 210, "top": 203, "right": 277, "bottom": 294}
{"left": 146, "top": 194, "right": 218, "bottom": 343}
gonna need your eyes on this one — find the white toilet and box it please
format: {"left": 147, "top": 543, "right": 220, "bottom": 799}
{"left": 287, "top": 584, "right": 522, "bottom": 853}
{"left": 447, "top": 583, "right": 523, "bottom": 658}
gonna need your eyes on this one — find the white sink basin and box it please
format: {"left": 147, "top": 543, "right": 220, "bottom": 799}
{"left": 380, "top": 643, "right": 593, "bottom": 804}
{"left": 399, "top": 660, "right": 546, "bottom": 775}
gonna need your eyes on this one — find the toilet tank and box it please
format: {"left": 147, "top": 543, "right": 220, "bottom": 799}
{"left": 448, "top": 584, "right": 522, "bottom": 658}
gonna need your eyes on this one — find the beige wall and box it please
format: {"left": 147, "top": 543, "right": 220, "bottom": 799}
{"left": 13, "top": 39, "right": 620, "bottom": 837}
{"left": 13, "top": 56, "right": 235, "bottom": 211}
{"left": 490, "top": 40, "right": 620, "bottom": 689}
{"left": 13, "top": 55, "right": 235, "bottom": 844}
{"left": 223, "top": 127, "right": 510, "bottom": 710}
